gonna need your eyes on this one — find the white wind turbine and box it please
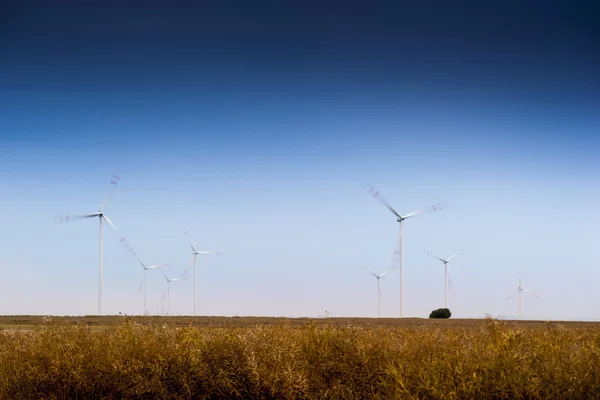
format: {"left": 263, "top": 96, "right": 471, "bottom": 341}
{"left": 365, "top": 183, "right": 444, "bottom": 318}
{"left": 426, "top": 248, "right": 464, "bottom": 309}
{"left": 163, "top": 274, "right": 180, "bottom": 315}
{"left": 55, "top": 174, "right": 121, "bottom": 315}
{"left": 132, "top": 252, "right": 167, "bottom": 316}
{"left": 182, "top": 229, "right": 220, "bottom": 316}
{"left": 362, "top": 266, "right": 388, "bottom": 318}
{"left": 506, "top": 270, "right": 540, "bottom": 320}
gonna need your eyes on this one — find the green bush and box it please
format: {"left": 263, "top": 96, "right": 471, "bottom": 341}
{"left": 429, "top": 308, "right": 452, "bottom": 318}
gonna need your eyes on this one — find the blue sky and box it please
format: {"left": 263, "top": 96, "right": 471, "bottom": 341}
{"left": 1, "top": 1, "right": 599, "bottom": 319}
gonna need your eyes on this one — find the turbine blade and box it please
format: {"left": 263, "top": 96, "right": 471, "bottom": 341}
{"left": 446, "top": 249, "right": 464, "bottom": 262}
{"left": 101, "top": 173, "right": 121, "bottom": 212}
{"left": 425, "top": 249, "right": 446, "bottom": 263}
{"left": 522, "top": 288, "right": 541, "bottom": 300}
{"left": 364, "top": 183, "right": 402, "bottom": 219}
{"left": 120, "top": 237, "right": 137, "bottom": 257}
{"left": 179, "top": 270, "right": 190, "bottom": 280}
{"left": 102, "top": 214, "right": 117, "bottom": 232}
{"left": 361, "top": 266, "right": 378, "bottom": 278}
{"left": 132, "top": 253, "right": 146, "bottom": 269}
{"left": 378, "top": 270, "right": 389, "bottom": 278}
{"left": 181, "top": 228, "right": 198, "bottom": 253}
{"left": 147, "top": 264, "right": 167, "bottom": 269}
{"left": 404, "top": 201, "right": 446, "bottom": 219}
{"left": 505, "top": 291, "right": 519, "bottom": 301}
{"left": 54, "top": 214, "right": 99, "bottom": 224}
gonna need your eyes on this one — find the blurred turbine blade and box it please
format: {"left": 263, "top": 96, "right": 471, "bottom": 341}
{"left": 379, "top": 270, "right": 389, "bottom": 278}
{"left": 133, "top": 253, "right": 146, "bottom": 269}
{"left": 102, "top": 214, "right": 117, "bottom": 232}
{"left": 181, "top": 228, "right": 198, "bottom": 253}
{"left": 179, "top": 270, "right": 190, "bottom": 280}
{"left": 446, "top": 248, "right": 465, "bottom": 262}
{"left": 425, "top": 249, "right": 446, "bottom": 263}
{"left": 364, "top": 183, "right": 402, "bottom": 219}
{"left": 404, "top": 201, "right": 446, "bottom": 219}
{"left": 101, "top": 173, "right": 121, "bottom": 212}
{"left": 361, "top": 266, "right": 378, "bottom": 278}
{"left": 505, "top": 291, "right": 519, "bottom": 301}
{"left": 55, "top": 214, "right": 99, "bottom": 224}
{"left": 120, "top": 237, "right": 137, "bottom": 257}
{"left": 522, "top": 288, "right": 541, "bottom": 300}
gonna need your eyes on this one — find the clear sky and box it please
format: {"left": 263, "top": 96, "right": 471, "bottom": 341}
{"left": 1, "top": 1, "right": 599, "bottom": 319}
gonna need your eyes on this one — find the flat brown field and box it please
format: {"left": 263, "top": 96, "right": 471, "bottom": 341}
{"left": 1, "top": 315, "right": 599, "bottom": 329}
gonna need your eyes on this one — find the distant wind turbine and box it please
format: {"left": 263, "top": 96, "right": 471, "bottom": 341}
{"left": 362, "top": 266, "right": 389, "bottom": 318}
{"left": 182, "top": 229, "right": 220, "bottom": 316}
{"left": 163, "top": 274, "right": 180, "bottom": 315}
{"left": 365, "top": 183, "right": 444, "bottom": 318}
{"left": 426, "top": 248, "right": 464, "bottom": 309}
{"left": 55, "top": 174, "right": 121, "bottom": 315}
{"left": 131, "top": 252, "right": 167, "bottom": 316}
{"left": 506, "top": 270, "right": 540, "bottom": 320}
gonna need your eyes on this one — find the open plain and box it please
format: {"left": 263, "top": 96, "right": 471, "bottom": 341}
{"left": 1, "top": 316, "right": 600, "bottom": 399}
{"left": 1, "top": 315, "right": 600, "bottom": 329}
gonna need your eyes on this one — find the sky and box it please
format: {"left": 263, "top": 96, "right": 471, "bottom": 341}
{"left": 1, "top": 1, "right": 599, "bottom": 319}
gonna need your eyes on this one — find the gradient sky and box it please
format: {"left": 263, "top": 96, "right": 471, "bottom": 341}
{"left": 1, "top": 1, "right": 599, "bottom": 319}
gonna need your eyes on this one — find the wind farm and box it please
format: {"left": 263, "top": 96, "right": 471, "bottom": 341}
{"left": 40, "top": 175, "right": 554, "bottom": 321}
{"left": 3, "top": 1, "right": 599, "bottom": 397}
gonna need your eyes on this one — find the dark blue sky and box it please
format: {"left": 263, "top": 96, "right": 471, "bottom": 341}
{"left": 2, "top": 1, "right": 599, "bottom": 166}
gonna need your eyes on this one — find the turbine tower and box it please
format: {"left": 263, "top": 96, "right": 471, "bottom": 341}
{"left": 365, "top": 183, "right": 444, "bottom": 318}
{"left": 55, "top": 174, "right": 121, "bottom": 315}
{"left": 362, "top": 267, "right": 388, "bottom": 317}
{"left": 182, "top": 229, "right": 220, "bottom": 316}
{"left": 506, "top": 270, "right": 540, "bottom": 320}
{"left": 426, "top": 248, "right": 464, "bottom": 308}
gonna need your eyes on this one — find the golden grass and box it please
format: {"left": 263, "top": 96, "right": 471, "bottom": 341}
{"left": 0, "top": 318, "right": 599, "bottom": 399}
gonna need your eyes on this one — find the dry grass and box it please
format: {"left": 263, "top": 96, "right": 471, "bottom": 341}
{"left": 0, "top": 317, "right": 599, "bottom": 399}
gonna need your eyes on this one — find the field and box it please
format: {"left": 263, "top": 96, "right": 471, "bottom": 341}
{"left": 1, "top": 316, "right": 600, "bottom": 399}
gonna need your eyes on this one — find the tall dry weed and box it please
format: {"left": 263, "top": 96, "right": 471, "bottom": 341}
{"left": 0, "top": 318, "right": 599, "bottom": 399}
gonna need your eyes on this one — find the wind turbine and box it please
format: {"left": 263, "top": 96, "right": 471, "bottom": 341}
{"left": 55, "top": 174, "right": 121, "bottom": 315}
{"left": 506, "top": 270, "right": 540, "bottom": 320}
{"left": 132, "top": 252, "right": 167, "bottom": 316}
{"left": 426, "top": 248, "right": 464, "bottom": 309}
{"left": 365, "top": 183, "right": 444, "bottom": 318}
{"left": 362, "top": 266, "right": 388, "bottom": 317}
{"left": 163, "top": 274, "right": 180, "bottom": 315}
{"left": 182, "top": 229, "right": 220, "bottom": 316}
